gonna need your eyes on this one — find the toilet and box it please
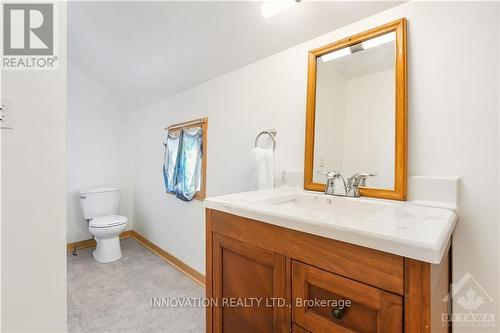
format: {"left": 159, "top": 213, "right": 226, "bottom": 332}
{"left": 79, "top": 187, "right": 128, "bottom": 263}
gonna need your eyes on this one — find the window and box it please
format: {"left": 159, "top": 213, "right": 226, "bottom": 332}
{"left": 163, "top": 118, "right": 207, "bottom": 201}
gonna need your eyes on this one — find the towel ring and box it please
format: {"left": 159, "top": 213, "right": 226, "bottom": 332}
{"left": 254, "top": 129, "right": 277, "bottom": 151}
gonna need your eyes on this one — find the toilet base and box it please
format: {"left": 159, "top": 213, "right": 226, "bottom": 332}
{"left": 93, "top": 236, "right": 122, "bottom": 263}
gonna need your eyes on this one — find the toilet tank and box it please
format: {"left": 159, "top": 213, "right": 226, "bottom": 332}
{"left": 79, "top": 187, "right": 120, "bottom": 220}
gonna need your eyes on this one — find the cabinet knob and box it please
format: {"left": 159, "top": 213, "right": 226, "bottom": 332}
{"left": 332, "top": 307, "right": 344, "bottom": 319}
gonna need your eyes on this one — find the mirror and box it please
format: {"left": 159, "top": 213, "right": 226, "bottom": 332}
{"left": 314, "top": 33, "right": 395, "bottom": 188}
{"left": 304, "top": 19, "right": 407, "bottom": 200}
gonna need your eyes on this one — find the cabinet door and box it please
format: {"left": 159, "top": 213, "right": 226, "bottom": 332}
{"left": 292, "top": 261, "right": 402, "bottom": 333}
{"left": 212, "top": 233, "right": 289, "bottom": 333}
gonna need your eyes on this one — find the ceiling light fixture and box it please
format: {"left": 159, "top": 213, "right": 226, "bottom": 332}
{"left": 321, "top": 32, "right": 396, "bottom": 62}
{"left": 261, "top": 0, "right": 302, "bottom": 19}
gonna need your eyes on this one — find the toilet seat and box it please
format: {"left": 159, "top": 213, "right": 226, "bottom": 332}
{"left": 89, "top": 214, "right": 128, "bottom": 228}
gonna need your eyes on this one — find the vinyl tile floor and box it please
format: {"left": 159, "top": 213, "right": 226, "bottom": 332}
{"left": 67, "top": 237, "right": 205, "bottom": 333}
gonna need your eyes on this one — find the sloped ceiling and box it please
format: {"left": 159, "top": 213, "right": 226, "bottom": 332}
{"left": 68, "top": 1, "right": 402, "bottom": 107}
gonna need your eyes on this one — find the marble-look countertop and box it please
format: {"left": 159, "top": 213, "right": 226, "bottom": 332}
{"left": 204, "top": 188, "right": 458, "bottom": 264}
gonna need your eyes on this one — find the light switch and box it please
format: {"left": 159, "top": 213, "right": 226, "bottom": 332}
{"left": 1, "top": 97, "right": 14, "bottom": 129}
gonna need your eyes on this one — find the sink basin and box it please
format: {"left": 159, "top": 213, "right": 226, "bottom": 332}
{"left": 252, "top": 192, "right": 387, "bottom": 222}
{"left": 205, "top": 188, "right": 458, "bottom": 264}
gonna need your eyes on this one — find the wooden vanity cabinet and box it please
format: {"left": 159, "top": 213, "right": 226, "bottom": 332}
{"left": 206, "top": 209, "right": 450, "bottom": 333}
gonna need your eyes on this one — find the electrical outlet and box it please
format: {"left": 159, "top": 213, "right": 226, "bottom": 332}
{"left": 0, "top": 97, "right": 14, "bottom": 129}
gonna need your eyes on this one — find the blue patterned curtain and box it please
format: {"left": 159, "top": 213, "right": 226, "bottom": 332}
{"left": 163, "top": 127, "right": 203, "bottom": 201}
{"left": 163, "top": 133, "right": 180, "bottom": 193}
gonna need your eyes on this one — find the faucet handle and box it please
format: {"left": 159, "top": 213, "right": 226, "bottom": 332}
{"left": 349, "top": 173, "right": 377, "bottom": 187}
{"left": 317, "top": 171, "right": 341, "bottom": 195}
{"left": 316, "top": 170, "right": 341, "bottom": 179}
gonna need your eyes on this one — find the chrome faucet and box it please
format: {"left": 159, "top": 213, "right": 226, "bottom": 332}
{"left": 317, "top": 171, "right": 345, "bottom": 196}
{"left": 317, "top": 171, "right": 376, "bottom": 197}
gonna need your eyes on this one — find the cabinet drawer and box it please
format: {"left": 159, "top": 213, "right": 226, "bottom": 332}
{"left": 292, "top": 261, "right": 402, "bottom": 333}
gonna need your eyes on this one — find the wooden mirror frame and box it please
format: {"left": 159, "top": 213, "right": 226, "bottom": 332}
{"left": 304, "top": 18, "right": 407, "bottom": 201}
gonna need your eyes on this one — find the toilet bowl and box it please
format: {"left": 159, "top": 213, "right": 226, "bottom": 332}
{"left": 79, "top": 187, "right": 128, "bottom": 263}
{"left": 89, "top": 214, "right": 128, "bottom": 263}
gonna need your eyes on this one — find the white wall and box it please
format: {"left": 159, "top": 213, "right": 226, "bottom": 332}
{"left": 67, "top": 62, "right": 133, "bottom": 243}
{"left": 498, "top": 3, "right": 500, "bottom": 319}
{"left": 132, "top": 2, "right": 499, "bottom": 329}
{"left": 1, "top": 3, "right": 67, "bottom": 332}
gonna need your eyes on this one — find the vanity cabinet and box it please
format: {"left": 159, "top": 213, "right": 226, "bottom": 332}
{"left": 206, "top": 209, "right": 450, "bottom": 333}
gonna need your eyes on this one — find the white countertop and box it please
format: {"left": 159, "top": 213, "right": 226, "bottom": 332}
{"left": 204, "top": 188, "right": 458, "bottom": 264}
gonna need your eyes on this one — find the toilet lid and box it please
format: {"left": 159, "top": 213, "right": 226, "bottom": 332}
{"left": 89, "top": 215, "right": 128, "bottom": 228}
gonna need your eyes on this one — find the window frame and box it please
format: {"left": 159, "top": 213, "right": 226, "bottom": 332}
{"left": 165, "top": 117, "right": 208, "bottom": 201}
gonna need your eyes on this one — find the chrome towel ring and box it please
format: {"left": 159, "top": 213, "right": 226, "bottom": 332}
{"left": 254, "top": 129, "right": 277, "bottom": 151}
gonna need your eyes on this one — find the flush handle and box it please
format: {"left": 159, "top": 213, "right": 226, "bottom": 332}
{"left": 332, "top": 307, "right": 344, "bottom": 319}
{"left": 79, "top": 195, "right": 87, "bottom": 199}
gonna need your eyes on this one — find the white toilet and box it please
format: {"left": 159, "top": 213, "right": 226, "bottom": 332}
{"left": 79, "top": 187, "right": 128, "bottom": 263}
